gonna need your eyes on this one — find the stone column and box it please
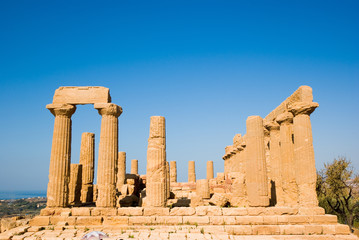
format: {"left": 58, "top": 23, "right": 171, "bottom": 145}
{"left": 166, "top": 161, "right": 170, "bottom": 198}
{"left": 264, "top": 121, "right": 284, "bottom": 206}
{"left": 131, "top": 159, "right": 138, "bottom": 174}
{"left": 79, "top": 132, "right": 95, "bottom": 203}
{"left": 95, "top": 103, "right": 122, "bottom": 207}
{"left": 188, "top": 161, "right": 196, "bottom": 183}
{"left": 196, "top": 179, "right": 210, "bottom": 199}
{"left": 68, "top": 164, "right": 82, "bottom": 205}
{"left": 206, "top": 161, "right": 214, "bottom": 179}
{"left": 170, "top": 161, "right": 177, "bottom": 183}
{"left": 276, "top": 112, "right": 298, "bottom": 206}
{"left": 117, "top": 152, "right": 126, "bottom": 191}
{"left": 146, "top": 116, "right": 167, "bottom": 207}
{"left": 289, "top": 102, "right": 319, "bottom": 207}
{"left": 46, "top": 103, "right": 76, "bottom": 208}
{"left": 245, "top": 116, "right": 269, "bottom": 207}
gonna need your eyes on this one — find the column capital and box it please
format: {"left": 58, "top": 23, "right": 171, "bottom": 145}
{"left": 264, "top": 120, "right": 280, "bottom": 131}
{"left": 94, "top": 103, "right": 122, "bottom": 117}
{"left": 288, "top": 102, "right": 319, "bottom": 116}
{"left": 276, "top": 112, "right": 293, "bottom": 125}
{"left": 46, "top": 103, "right": 76, "bottom": 117}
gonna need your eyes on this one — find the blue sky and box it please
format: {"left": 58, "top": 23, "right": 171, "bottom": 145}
{"left": 0, "top": 1, "right": 358, "bottom": 191}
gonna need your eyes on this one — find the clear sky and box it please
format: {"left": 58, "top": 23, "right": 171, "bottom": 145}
{"left": 0, "top": 1, "right": 358, "bottom": 191}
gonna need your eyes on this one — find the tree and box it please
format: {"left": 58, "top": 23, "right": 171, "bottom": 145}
{"left": 317, "top": 157, "right": 359, "bottom": 231}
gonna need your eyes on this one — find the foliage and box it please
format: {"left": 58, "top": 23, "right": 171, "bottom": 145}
{"left": 0, "top": 198, "right": 46, "bottom": 218}
{"left": 316, "top": 157, "right": 359, "bottom": 230}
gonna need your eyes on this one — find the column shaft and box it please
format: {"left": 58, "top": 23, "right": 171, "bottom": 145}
{"left": 79, "top": 132, "right": 95, "bottom": 203}
{"left": 68, "top": 164, "right": 82, "bottom": 205}
{"left": 206, "top": 161, "right": 214, "bottom": 179}
{"left": 170, "top": 161, "right": 177, "bottom": 183}
{"left": 117, "top": 152, "right": 126, "bottom": 191}
{"left": 131, "top": 159, "right": 138, "bottom": 174}
{"left": 188, "top": 161, "right": 196, "bottom": 183}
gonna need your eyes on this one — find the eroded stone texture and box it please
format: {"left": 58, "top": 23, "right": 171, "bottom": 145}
{"left": 68, "top": 164, "right": 82, "bottom": 205}
{"left": 131, "top": 159, "right": 138, "bottom": 175}
{"left": 289, "top": 102, "right": 319, "bottom": 207}
{"left": 188, "top": 161, "right": 196, "bottom": 183}
{"left": 245, "top": 116, "right": 269, "bottom": 207}
{"left": 276, "top": 112, "right": 298, "bottom": 206}
{"left": 146, "top": 116, "right": 167, "bottom": 207}
{"left": 79, "top": 132, "right": 95, "bottom": 203}
{"left": 46, "top": 103, "right": 76, "bottom": 207}
{"left": 166, "top": 161, "right": 170, "bottom": 199}
{"left": 170, "top": 161, "right": 177, "bottom": 183}
{"left": 196, "top": 179, "right": 210, "bottom": 199}
{"left": 53, "top": 86, "right": 111, "bottom": 104}
{"left": 117, "top": 152, "right": 126, "bottom": 192}
{"left": 95, "top": 103, "right": 122, "bottom": 207}
{"left": 207, "top": 161, "right": 214, "bottom": 179}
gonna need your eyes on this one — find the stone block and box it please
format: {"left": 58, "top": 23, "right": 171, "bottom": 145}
{"left": 304, "top": 225, "right": 323, "bottom": 235}
{"left": 235, "top": 216, "right": 263, "bottom": 225}
{"left": 144, "top": 207, "right": 169, "bottom": 216}
{"left": 252, "top": 225, "right": 280, "bottom": 235}
{"left": 322, "top": 225, "right": 336, "bottom": 234}
{"left": 128, "top": 216, "right": 156, "bottom": 225}
{"left": 103, "top": 216, "right": 129, "bottom": 225}
{"left": 247, "top": 207, "right": 265, "bottom": 216}
{"left": 40, "top": 208, "right": 55, "bottom": 216}
{"left": 299, "top": 207, "right": 325, "bottom": 215}
{"left": 195, "top": 206, "right": 222, "bottom": 216}
{"left": 52, "top": 86, "right": 111, "bottom": 104}
{"left": 183, "top": 216, "right": 210, "bottom": 225}
{"left": 287, "top": 215, "right": 310, "bottom": 224}
{"left": 279, "top": 225, "right": 305, "bottom": 235}
{"left": 222, "top": 208, "right": 248, "bottom": 216}
{"left": 155, "top": 216, "right": 183, "bottom": 225}
{"left": 29, "top": 217, "right": 50, "bottom": 226}
{"left": 91, "top": 208, "right": 117, "bottom": 216}
{"left": 262, "top": 216, "right": 278, "bottom": 225}
{"left": 225, "top": 225, "right": 252, "bottom": 235}
{"left": 209, "top": 193, "right": 228, "bottom": 207}
{"left": 313, "top": 214, "right": 338, "bottom": 224}
{"left": 71, "top": 207, "right": 91, "bottom": 216}
{"left": 75, "top": 217, "right": 102, "bottom": 226}
{"left": 264, "top": 207, "right": 298, "bottom": 215}
{"left": 335, "top": 224, "right": 351, "bottom": 235}
{"left": 170, "top": 207, "right": 195, "bottom": 216}
{"left": 277, "top": 215, "right": 289, "bottom": 224}
{"left": 117, "top": 207, "right": 143, "bottom": 216}
{"left": 210, "top": 216, "right": 236, "bottom": 225}
{"left": 49, "top": 216, "right": 67, "bottom": 225}
{"left": 213, "top": 188, "right": 225, "bottom": 194}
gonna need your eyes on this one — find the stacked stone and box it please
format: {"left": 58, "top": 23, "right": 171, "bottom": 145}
{"left": 95, "top": 103, "right": 122, "bottom": 207}
{"left": 146, "top": 116, "right": 167, "bottom": 207}
{"left": 68, "top": 164, "right": 82, "bottom": 205}
{"left": 289, "top": 101, "right": 319, "bottom": 207}
{"left": 170, "top": 161, "right": 177, "bottom": 183}
{"left": 245, "top": 116, "right": 270, "bottom": 207}
{"left": 79, "top": 132, "right": 95, "bottom": 203}
{"left": 276, "top": 112, "right": 298, "bottom": 206}
{"left": 196, "top": 179, "right": 210, "bottom": 199}
{"left": 188, "top": 161, "right": 196, "bottom": 183}
{"left": 131, "top": 159, "right": 138, "bottom": 174}
{"left": 117, "top": 152, "right": 126, "bottom": 191}
{"left": 46, "top": 103, "right": 76, "bottom": 208}
{"left": 206, "top": 161, "right": 214, "bottom": 179}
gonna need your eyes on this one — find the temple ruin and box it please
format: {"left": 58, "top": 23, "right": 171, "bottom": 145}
{"left": 7, "top": 85, "right": 358, "bottom": 239}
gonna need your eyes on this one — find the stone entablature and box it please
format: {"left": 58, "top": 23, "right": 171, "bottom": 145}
{"left": 53, "top": 86, "right": 111, "bottom": 104}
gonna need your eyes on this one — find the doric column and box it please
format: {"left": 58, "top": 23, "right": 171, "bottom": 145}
{"left": 276, "top": 112, "right": 298, "bottom": 206}
{"left": 188, "top": 161, "right": 196, "bottom": 183}
{"left": 170, "top": 161, "right": 177, "bottom": 183}
{"left": 46, "top": 103, "right": 76, "bottom": 208}
{"left": 146, "top": 116, "right": 167, "bottom": 207}
{"left": 206, "top": 161, "right": 214, "bottom": 179}
{"left": 289, "top": 102, "right": 319, "bottom": 207}
{"left": 117, "top": 152, "right": 126, "bottom": 191}
{"left": 131, "top": 159, "right": 138, "bottom": 174}
{"left": 264, "top": 121, "right": 284, "bottom": 206}
{"left": 79, "top": 132, "right": 95, "bottom": 203}
{"left": 196, "top": 179, "right": 210, "bottom": 199}
{"left": 166, "top": 161, "right": 170, "bottom": 198}
{"left": 68, "top": 164, "right": 82, "bottom": 205}
{"left": 95, "top": 103, "right": 122, "bottom": 207}
{"left": 245, "top": 116, "right": 269, "bottom": 207}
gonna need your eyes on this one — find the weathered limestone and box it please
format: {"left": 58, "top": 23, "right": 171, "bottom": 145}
{"left": 196, "top": 179, "right": 210, "bottom": 199}
{"left": 166, "top": 161, "right": 170, "bottom": 198}
{"left": 207, "top": 161, "right": 214, "bottom": 179}
{"left": 188, "top": 161, "right": 196, "bottom": 183}
{"left": 146, "top": 116, "right": 167, "bottom": 207}
{"left": 53, "top": 86, "right": 111, "bottom": 104}
{"left": 289, "top": 102, "right": 319, "bottom": 207}
{"left": 170, "top": 161, "right": 177, "bottom": 183}
{"left": 46, "top": 103, "right": 76, "bottom": 207}
{"left": 116, "top": 152, "right": 126, "bottom": 191}
{"left": 95, "top": 103, "right": 122, "bottom": 207}
{"left": 79, "top": 132, "right": 95, "bottom": 203}
{"left": 276, "top": 112, "right": 298, "bottom": 206}
{"left": 131, "top": 159, "right": 138, "bottom": 175}
{"left": 245, "top": 116, "right": 270, "bottom": 207}
{"left": 68, "top": 164, "right": 82, "bottom": 205}
{"left": 264, "top": 121, "right": 283, "bottom": 206}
